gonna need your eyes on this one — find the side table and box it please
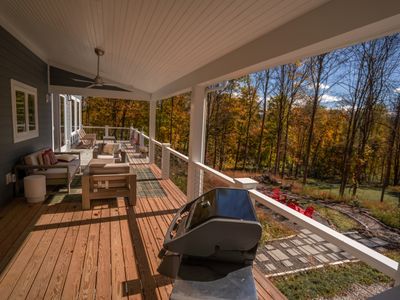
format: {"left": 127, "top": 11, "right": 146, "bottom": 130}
{"left": 24, "top": 175, "right": 46, "bottom": 203}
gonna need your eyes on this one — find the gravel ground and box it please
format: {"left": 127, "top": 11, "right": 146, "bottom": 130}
{"left": 317, "top": 283, "right": 392, "bottom": 300}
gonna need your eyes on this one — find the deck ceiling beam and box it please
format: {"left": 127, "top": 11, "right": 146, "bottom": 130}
{"left": 152, "top": 0, "right": 400, "bottom": 100}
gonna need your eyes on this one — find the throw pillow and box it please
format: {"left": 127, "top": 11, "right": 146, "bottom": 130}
{"left": 42, "top": 150, "right": 52, "bottom": 165}
{"left": 48, "top": 149, "right": 58, "bottom": 164}
{"left": 42, "top": 149, "right": 58, "bottom": 165}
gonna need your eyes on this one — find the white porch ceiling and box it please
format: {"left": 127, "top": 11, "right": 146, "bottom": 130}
{"left": 0, "top": 0, "right": 399, "bottom": 100}
{"left": 0, "top": 0, "right": 328, "bottom": 95}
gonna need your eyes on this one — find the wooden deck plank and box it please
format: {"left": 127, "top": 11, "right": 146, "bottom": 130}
{"left": 110, "top": 200, "right": 128, "bottom": 299}
{"left": 137, "top": 195, "right": 172, "bottom": 298}
{"left": 0, "top": 204, "right": 60, "bottom": 298}
{"left": 78, "top": 206, "right": 102, "bottom": 300}
{"left": 117, "top": 199, "right": 142, "bottom": 300}
{"left": 60, "top": 209, "right": 93, "bottom": 299}
{"left": 0, "top": 202, "right": 49, "bottom": 277}
{"left": 96, "top": 202, "right": 112, "bottom": 300}
{"left": 44, "top": 208, "right": 84, "bottom": 300}
{"left": 9, "top": 203, "right": 72, "bottom": 299}
{"left": 126, "top": 202, "right": 160, "bottom": 299}
{"left": 0, "top": 201, "right": 42, "bottom": 261}
{"left": 134, "top": 195, "right": 169, "bottom": 299}
{"left": 26, "top": 203, "right": 77, "bottom": 300}
{"left": 0, "top": 160, "right": 286, "bottom": 300}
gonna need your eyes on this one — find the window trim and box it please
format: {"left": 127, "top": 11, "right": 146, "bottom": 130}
{"left": 11, "top": 79, "right": 39, "bottom": 143}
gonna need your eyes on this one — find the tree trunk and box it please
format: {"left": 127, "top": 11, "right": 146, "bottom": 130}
{"left": 303, "top": 54, "right": 325, "bottom": 184}
{"left": 256, "top": 70, "right": 270, "bottom": 171}
{"left": 380, "top": 98, "right": 400, "bottom": 201}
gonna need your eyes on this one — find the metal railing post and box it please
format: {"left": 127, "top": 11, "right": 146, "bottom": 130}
{"left": 161, "top": 143, "right": 171, "bottom": 179}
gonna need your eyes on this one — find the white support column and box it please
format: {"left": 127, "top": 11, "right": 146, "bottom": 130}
{"left": 161, "top": 143, "right": 171, "bottom": 179}
{"left": 149, "top": 100, "right": 156, "bottom": 164}
{"left": 187, "top": 85, "right": 207, "bottom": 201}
{"left": 105, "top": 125, "right": 109, "bottom": 137}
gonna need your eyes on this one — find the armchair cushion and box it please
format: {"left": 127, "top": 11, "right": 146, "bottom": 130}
{"left": 56, "top": 154, "right": 76, "bottom": 162}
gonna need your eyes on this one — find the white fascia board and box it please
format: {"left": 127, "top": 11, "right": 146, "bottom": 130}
{"left": 153, "top": 0, "right": 400, "bottom": 100}
{"left": 49, "top": 85, "right": 151, "bottom": 101}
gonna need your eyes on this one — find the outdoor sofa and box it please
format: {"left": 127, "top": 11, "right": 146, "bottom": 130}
{"left": 15, "top": 149, "right": 81, "bottom": 194}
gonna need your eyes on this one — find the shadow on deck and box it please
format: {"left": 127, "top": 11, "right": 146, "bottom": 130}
{"left": 0, "top": 162, "right": 285, "bottom": 299}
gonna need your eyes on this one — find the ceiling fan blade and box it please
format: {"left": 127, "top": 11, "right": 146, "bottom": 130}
{"left": 102, "top": 82, "right": 120, "bottom": 87}
{"left": 87, "top": 83, "right": 97, "bottom": 88}
{"left": 73, "top": 78, "right": 94, "bottom": 84}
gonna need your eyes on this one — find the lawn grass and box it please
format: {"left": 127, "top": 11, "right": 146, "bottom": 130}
{"left": 313, "top": 204, "right": 360, "bottom": 232}
{"left": 292, "top": 182, "right": 400, "bottom": 229}
{"left": 271, "top": 262, "right": 393, "bottom": 300}
{"left": 256, "top": 210, "right": 296, "bottom": 244}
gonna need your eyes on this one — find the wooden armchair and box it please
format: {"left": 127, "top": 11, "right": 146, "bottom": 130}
{"left": 78, "top": 128, "right": 96, "bottom": 148}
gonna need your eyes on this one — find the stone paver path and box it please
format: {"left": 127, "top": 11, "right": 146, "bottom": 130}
{"left": 256, "top": 229, "right": 388, "bottom": 277}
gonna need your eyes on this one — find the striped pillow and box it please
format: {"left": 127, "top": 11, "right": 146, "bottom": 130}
{"left": 42, "top": 149, "right": 58, "bottom": 165}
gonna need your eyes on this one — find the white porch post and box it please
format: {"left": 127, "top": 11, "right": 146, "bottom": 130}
{"left": 149, "top": 100, "right": 156, "bottom": 163}
{"left": 187, "top": 85, "right": 207, "bottom": 201}
{"left": 161, "top": 143, "right": 171, "bottom": 179}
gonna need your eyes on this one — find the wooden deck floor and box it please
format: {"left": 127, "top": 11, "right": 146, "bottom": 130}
{"left": 0, "top": 163, "right": 286, "bottom": 299}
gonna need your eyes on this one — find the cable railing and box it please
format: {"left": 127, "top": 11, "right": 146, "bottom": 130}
{"left": 83, "top": 125, "right": 131, "bottom": 141}
{"left": 136, "top": 129, "right": 400, "bottom": 286}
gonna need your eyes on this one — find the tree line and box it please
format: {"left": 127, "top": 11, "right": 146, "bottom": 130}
{"left": 82, "top": 34, "right": 400, "bottom": 202}
{"left": 155, "top": 34, "right": 400, "bottom": 201}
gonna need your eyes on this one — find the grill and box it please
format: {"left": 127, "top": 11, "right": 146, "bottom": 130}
{"left": 158, "top": 188, "right": 262, "bottom": 299}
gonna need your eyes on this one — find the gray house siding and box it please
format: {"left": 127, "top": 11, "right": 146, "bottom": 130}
{"left": 0, "top": 26, "right": 50, "bottom": 206}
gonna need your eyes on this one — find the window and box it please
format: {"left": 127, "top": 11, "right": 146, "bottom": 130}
{"left": 60, "top": 96, "right": 65, "bottom": 147}
{"left": 71, "top": 99, "right": 75, "bottom": 132}
{"left": 11, "top": 79, "right": 39, "bottom": 143}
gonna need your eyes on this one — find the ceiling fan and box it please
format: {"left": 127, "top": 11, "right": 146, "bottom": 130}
{"left": 72, "top": 47, "right": 120, "bottom": 89}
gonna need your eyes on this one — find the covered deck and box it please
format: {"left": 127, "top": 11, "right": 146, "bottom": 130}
{"left": 0, "top": 161, "right": 285, "bottom": 299}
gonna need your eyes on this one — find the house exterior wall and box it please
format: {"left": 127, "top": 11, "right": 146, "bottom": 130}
{"left": 0, "top": 26, "right": 50, "bottom": 206}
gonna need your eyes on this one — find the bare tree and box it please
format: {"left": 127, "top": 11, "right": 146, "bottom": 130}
{"left": 303, "top": 53, "right": 337, "bottom": 184}
{"left": 256, "top": 69, "right": 271, "bottom": 171}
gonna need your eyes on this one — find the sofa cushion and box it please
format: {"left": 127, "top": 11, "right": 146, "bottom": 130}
{"left": 56, "top": 154, "right": 76, "bottom": 162}
{"left": 97, "top": 154, "right": 115, "bottom": 160}
{"left": 33, "top": 168, "right": 68, "bottom": 179}
{"left": 34, "top": 159, "right": 80, "bottom": 179}
{"left": 90, "top": 162, "right": 130, "bottom": 175}
{"left": 24, "top": 150, "right": 44, "bottom": 166}
{"left": 102, "top": 143, "right": 114, "bottom": 155}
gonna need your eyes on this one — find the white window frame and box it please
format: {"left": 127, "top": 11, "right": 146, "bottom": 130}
{"left": 11, "top": 79, "right": 39, "bottom": 143}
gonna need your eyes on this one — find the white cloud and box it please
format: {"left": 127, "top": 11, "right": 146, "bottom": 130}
{"left": 395, "top": 88, "right": 400, "bottom": 93}
{"left": 321, "top": 94, "right": 340, "bottom": 103}
{"left": 320, "top": 83, "right": 330, "bottom": 90}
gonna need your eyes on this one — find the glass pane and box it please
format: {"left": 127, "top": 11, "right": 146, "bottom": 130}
{"left": 16, "top": 90, "right": 26, "bottom": 133}
{"left": 28, "top": 94, "right": 36, "bottom": 130}
{"left": 71, "top": 101, "right": 75, "bottom": 131}
{"left": 60, "top": 97, "right": 65, "bottom": 146}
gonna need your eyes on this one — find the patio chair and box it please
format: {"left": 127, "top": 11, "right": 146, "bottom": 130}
{"left": 82, "top": 158, "right": 136, "bottom": 209}
{"left": 78, "top": 128, "right": 97, "bottom": 148}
